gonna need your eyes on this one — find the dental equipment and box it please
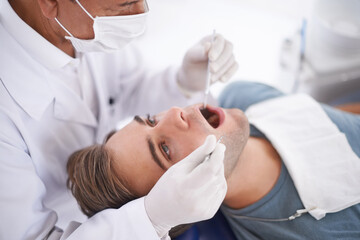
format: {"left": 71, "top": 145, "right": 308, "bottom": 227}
{"left": 203, "top": 30, "right": 217, "bottom": 109}
{"left": 291, "top": 19, "right": 307, "bottom": 93}
{"left": 204, "top": 136, "right": 224, "bottom": 162}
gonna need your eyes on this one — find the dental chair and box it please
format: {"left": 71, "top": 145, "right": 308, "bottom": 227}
{"left": 175, "top": 210, "right": 237, "bottom": 240}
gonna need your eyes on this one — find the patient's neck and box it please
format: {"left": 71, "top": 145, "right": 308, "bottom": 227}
{"left": 223, "top": 137, "right": 282, "bottom": 209}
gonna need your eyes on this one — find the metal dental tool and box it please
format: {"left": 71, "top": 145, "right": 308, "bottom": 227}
{"left": 204, "top": 136, "right": 224, "bottom": 162}
{"left": 203, "top": 29, "right": 217, "bottom": 109}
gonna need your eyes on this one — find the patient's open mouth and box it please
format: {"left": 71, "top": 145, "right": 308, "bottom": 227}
{"left": 199, "top": 106, "right": 224, "bottom": 129}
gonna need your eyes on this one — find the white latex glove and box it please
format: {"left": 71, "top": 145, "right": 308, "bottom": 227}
{"left": 144, "top": 135, "right": 227, "bottom": 238}
{"left": 177, "top": 34, "right": 239, "bottom": 95}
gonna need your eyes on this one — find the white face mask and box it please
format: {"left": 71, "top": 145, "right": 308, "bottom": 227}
{"left": 55, "top": 0, "right": 149, "bottom": 53}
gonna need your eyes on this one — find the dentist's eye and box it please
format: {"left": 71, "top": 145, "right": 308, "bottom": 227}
{"left": 161, "top": 143, "right": 170, "bottom": 160}
{"left": 146, "top": 114, "right": 156, "bottom": 126}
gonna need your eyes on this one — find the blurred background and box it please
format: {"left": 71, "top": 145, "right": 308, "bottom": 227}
{"left": 134, "top": 0, "right": 360, "bottom": 103}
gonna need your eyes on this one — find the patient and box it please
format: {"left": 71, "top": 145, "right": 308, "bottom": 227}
{"left": 67, "top": 81, "right": 360, "bottom": 239}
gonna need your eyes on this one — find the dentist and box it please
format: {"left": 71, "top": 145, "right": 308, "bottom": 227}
{"left": 0, "top": 0, "right": 238, "bottom": 239}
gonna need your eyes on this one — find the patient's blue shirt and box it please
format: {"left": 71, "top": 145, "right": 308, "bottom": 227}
{"left": 219, "top": 82, "right": 360, "bottom": 240}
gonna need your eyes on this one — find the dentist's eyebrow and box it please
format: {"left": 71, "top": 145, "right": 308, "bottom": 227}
{"left": 119, "top": 0, "right": 139, "bottom": 7}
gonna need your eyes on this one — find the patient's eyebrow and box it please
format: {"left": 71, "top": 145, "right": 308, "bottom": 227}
{"left": 104, "top": 130, "right": 117, "bottom": 143}
{"left": 134, "top": 115, "right": 145, "bottom": 125}
{"left": 147, "top": 137, "right": 166, "bottom": 170}
{"left": 133, "top": 115, "right": 166, "bottom": 170}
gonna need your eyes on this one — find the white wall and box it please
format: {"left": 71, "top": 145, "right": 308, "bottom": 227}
{"left": 134, "top": 0, "right": 314, "bottom": 97}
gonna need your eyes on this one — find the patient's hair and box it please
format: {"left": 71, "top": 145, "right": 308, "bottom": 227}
{"left": 67, "top": 143, "right": 193, "bottom": 238}
{"left": 67, "top": 144, "right": 137, "bottom": 217}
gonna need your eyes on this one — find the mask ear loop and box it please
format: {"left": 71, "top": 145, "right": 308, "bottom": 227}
{"left": 143, "top": 0, "right": 150, "bottom": 13}
{"left": 55, "top": 0, "right": 95, "bottom": 38}
{"left": 74, "top": 0, "right": 95, "bottom": 20}
{"left": 54, "top": 18, "right": 74, "bottom": 37}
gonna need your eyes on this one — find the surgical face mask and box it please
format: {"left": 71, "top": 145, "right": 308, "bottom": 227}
{"left": 55, "top": 0, "right": 149, "bottom": 53}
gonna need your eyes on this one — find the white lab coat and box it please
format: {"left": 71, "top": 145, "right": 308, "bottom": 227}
{"left": 0, "top": 0, "right": 201, "bottom": 239}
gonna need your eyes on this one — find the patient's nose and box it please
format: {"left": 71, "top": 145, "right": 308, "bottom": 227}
{"left": 160, "top": 107, "right": 188, "bottom": 130}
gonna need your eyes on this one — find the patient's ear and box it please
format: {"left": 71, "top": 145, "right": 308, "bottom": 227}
{"left": 37, "top": 0, "right": 58, "bottom": 19}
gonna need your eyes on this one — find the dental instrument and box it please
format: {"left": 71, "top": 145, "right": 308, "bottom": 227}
{"left": 203, "top": 30, "right": 217, "bottom": 109}
{"left": 204, "top": 136, "right": 224, "bottom": 162}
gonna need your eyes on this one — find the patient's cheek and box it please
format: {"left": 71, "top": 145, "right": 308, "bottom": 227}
{"left": 130, "top": 168, "right": 165, "bottom": 196}
{"left": 176, "top": 138, "right": 206, "bottom": 163}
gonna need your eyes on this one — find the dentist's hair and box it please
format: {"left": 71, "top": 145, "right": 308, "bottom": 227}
{"left": 67, "top": 144, "right": 137, "bottom": 217}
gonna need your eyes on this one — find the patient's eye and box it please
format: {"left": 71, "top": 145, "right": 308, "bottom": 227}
{"left": 161, "top": 143, "right": 170, "bottom": 160}
{"left": 146, "top": 114, "right": 156, "bottom": 126}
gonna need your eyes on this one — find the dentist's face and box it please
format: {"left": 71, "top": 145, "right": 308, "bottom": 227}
{"left": 105, "top": 104, "right": 249, "bottom": 196}
{"left": 57, "top": 0, "right": 147, "bottom": 39}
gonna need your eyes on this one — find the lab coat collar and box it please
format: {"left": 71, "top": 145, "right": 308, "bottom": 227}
{"left": 0, "top": 1, "right": 98, "bottom": 126}
{"left": 0, "top": 73, "right": 54, "bottom": 121}
{"left": 0, "top": 58, "right": 97, "bottom": 127}
{"left": 0, "top": 19, "right": 54, "bottom": 121}
{"left": 0, "top": 51, "right": 97, "bottom": 127}
{"left": 0, "top": 0, "right": 73, "bottom": 70}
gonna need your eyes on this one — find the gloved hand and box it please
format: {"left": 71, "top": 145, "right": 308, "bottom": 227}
{"left": 144, "top": 135, "right": 227, "bottom": 238}
{"left": 177, "top": 33, "right": 239, "bottom": 95}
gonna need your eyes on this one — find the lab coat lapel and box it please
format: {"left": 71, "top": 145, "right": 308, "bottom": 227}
{"left": 0, "top": 64, "right": 97, "bottom": 127}
{"left": 52, "top": 78, "right": 97, "bottom": 127}
{"left": 0, "top": 55, "right": 54, "bottom": 121}
{"left": 85, "top": 55, "right": 112, "bottom": 143}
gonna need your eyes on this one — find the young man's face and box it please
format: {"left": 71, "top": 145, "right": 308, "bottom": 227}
{"left": 105, "top": 103, "right": 250, "bottom": 196}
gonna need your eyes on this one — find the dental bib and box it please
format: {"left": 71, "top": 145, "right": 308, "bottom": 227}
{"left": 245, "top": 94, "right": 360, "bottom": 220}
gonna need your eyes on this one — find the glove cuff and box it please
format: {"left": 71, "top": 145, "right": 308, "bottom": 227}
{"left": 144, "top": 196, "right": 172, "bottom": 238}
{"left": 154, "top": 224, "right": 171, "bottom": 239}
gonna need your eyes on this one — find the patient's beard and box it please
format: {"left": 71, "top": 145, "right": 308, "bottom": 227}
{"left": 222, "top": 123, "right": 250, "bottom": 179}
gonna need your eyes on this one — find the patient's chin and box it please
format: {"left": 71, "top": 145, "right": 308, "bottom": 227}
{"left": 222, "top": 110, "right": 250, "bottom": 178}
{"left": 223, "top": 129, "right": 248, "bottom": 178}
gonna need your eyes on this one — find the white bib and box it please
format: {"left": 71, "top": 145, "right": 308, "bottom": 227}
{"left": 245, "top": 94, "right": 360, "bottom": 220}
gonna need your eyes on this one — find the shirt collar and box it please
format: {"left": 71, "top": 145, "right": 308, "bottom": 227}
{"left": 0, "top": 0, "right": 73, "bottom": 70}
